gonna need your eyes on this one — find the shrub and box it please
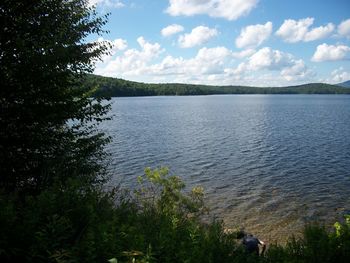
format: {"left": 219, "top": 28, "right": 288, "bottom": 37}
{"left": 265, "top": 215, "right": 350, "bottom": 263}
{"left": 109, "top": 167, "right": 243, "bottom": 263}
{"left": 0, "top": 180, "right": 119, "bottom": 263}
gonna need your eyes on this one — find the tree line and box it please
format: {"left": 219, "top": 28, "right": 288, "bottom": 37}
{"left": 85, "top": 74, "right": 350, "bottom": 97}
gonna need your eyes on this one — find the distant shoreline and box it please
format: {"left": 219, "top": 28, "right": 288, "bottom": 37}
{"left": 84, "top": 74, "right": 350, "bottom": 97}
{"left": 106, "top": 93, "right": 350, "bottom": 98}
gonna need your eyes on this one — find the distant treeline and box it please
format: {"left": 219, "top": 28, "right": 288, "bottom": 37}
{"left": 84, "top": 74, "right": 350, "bottom": 97}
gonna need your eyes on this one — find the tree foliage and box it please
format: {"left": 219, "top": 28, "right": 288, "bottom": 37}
{"left": 0, "top": 0, "right": 111, "bottom": 193}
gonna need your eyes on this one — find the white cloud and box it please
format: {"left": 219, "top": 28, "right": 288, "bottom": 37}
{"left": 149, "top": 46, "right": 234, "bottom": 76}
{"left": 338, "top": 19, "right": 350, "bottom": 38}
{"left": 245, "top": 47, "right": 294, "bottom": 71}
{"left": 230, "top": 47, "right": 313, "bottom": 82}
{"left": 93, "top": 37, "right": 127, "bottom": 63}
{"left": 280, "top": 60, "right": 312, "bottom": 81}
{"left": 147, "top": 46, "right": 260, "bottom": 84}
{"left": 235, "top": 22, "right": 272, "bottom": 48}
{"left": 88, "top": 0, "right": 125, "bottom": 8}
{"left": 95, "top": 37, "right": 163, "bottom": 76}
{"left": 165, "top": 0, "right": 258, "bottom": 21}
{"left": 178, "top": 26, "right": 218, "bottom": 48}
{"left": 232, "top": 49, "right": 256, "bottom": 59}
{"left": 330, "top": 67, "right": 350, "bottom": 83}
{"left": 97, "top": 37, "right": 127, "bottom": 52}
{"left": 276, "top": 18, "right": 313, "bottom": 42}
{"left": 276, "top": 18, "right": 334, "bottom": 43}
{"left": 311, "top": 43, "right": 350, "bottom": 62}
{"left": 161, "top": 24, "right": 184, "bottom": 37}
{"left": 304, "top": 23, "right": 335, "bottom": 41}
{"left": 94, "top": 38, "right": 315, "bottom": 86}
{"left": 95, "top": 42, "right": 242, "bottom": 84}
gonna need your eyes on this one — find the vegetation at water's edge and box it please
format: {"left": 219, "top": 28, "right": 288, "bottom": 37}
{"left": 1, "top": 167, "right": 350, "bottom": 262}
{"left": 1, "top": 1, "right": 349, "bottom": 262}
{"left": 85, "top": 74, "right": 350, "bottom": 97}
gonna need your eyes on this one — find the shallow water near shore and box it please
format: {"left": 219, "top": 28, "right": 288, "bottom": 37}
{"left": 101, "top": 95, "right": 350, "bottom": 243}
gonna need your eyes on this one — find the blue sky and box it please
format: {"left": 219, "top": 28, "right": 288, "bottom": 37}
{"left": 90, "top": 0, "right": 350, "bottom": 86}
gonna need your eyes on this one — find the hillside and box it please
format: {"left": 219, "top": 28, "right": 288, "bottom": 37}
{"left": 338, "top": 80, "right": 350, "bottom": 88}
{"left": 84, "top": 74, "right": 350, "bottom": 97}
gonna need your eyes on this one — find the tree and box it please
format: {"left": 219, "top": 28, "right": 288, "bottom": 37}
{"left": 0, "top": 0, "right": 111, "bottom": 193}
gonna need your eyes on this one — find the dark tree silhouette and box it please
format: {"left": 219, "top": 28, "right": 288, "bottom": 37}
{"left": 0, "top": 0, "right": 111, "bottom": 193}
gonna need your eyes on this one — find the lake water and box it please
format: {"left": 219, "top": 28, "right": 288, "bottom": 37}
{"left": 101, "top": 95, "right": 350, "bottom": 242}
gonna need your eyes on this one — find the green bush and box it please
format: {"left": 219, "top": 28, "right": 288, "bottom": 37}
{"left": 109, "top": 167, "right": 243, "bottom": 263}
{"left": 0, "top": 180, "right": 119, "bottom": 263}
{"left": 265, "top": 215, "right": 350, "bottom": 263}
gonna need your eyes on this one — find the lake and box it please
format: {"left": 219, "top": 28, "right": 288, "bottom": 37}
{"left": 100, "top": 95, "right": 350, "bottom": 242}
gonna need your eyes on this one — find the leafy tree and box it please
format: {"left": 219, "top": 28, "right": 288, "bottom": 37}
{"left": 0, "top": 0, "right": 111, "bottom": 193}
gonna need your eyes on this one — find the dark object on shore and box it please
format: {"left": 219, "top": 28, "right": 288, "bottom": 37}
{"left": 237, "top": 231, "right": 266, "bottom": 256}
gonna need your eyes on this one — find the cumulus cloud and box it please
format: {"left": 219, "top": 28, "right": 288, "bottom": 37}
{"left": 338, "top": 19, "right": 350, "bottom": 38}
{"left": 232, "top": 49, "right": 256, "bottom": 59}
{"left": 161, "top": 24, "right": 184, "bottom": 37}
{"left": 95, "top": 37, "right": 163, "bottom": 76}
{"left": 94, "top": 38, "right": 314, "bottom": 85}
{"left": 329, "top": 67, "right": 350, "bottom": 83}
{"left": 304, "top": 23, "right": 335, "bottom": 41}
{"left": 235, "top": 22, "right": 272, "bottom": 48}
{"left": 245, "top": 47, "right": 294, "bottom": 71}
{"left": 96, "top": 37, "right": 127, "bottom": 52}
{"left": 230, "top": 47, "right": 312, "bottom": 82}
{"left": 95, "top": 41, "right": 245, "bottom": 84}
{"left": 276, "top": 18, "right": 334, "bottom": 43}
{"left": 149, "top": 46, "right": 234, "bottom": 77}
{"left": 276, "top": 18, "right": 314, "bottom": 42}
{"left": 311, "top": 43, "right": 350, "bottom": 62}
{"left": 93, "top": 37, "right": 127, "bottom": 63}
{"left": 280, "top": 60, "right": 312, "bottom": 81}
{"left": 165, "top": 0, "right": 258, "bottom": 21}
{"left": 88, "top": 0, "right": 125, "bottom": 8}
{"left": 178, "top": 26, "right": 218, "bottom": 48}
{"left": 147, "top": 46, "right": 261, "bottom": 84}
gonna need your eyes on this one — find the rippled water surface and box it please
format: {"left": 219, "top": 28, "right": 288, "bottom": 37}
{"left": 101, "top": 95, "right": 350, "bottom": 242}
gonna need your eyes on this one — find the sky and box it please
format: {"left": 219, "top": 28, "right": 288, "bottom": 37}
{"left": 89, "top": 0, "right": 350, "bottom": 87}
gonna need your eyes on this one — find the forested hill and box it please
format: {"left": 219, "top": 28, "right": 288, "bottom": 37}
{"left": 84, "top": 74, "right": 350, "bottom": 97}
{"left": 338, "top": 80, "right": 350, "bottom": 88}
